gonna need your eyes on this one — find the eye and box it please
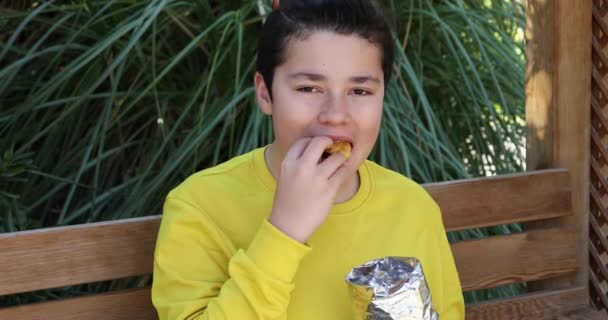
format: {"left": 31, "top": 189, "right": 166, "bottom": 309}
{"left": 352, "top": 88, "right": 372, "bottom": 96}
{"left": 297, "top": 86, "right": 320, "bottom": 93}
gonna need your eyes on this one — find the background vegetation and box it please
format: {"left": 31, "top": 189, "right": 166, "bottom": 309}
{"left": 0, "top": 0, "right": 525, "bottom": 306}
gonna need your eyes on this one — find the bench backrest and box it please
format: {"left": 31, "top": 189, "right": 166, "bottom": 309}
{"left": 0, "top": 168, "right": 586, "bottom": 319}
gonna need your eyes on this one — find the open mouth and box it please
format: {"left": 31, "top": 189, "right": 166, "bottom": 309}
{"left": 321, "top": 140, "right": 353, "bottom": 160}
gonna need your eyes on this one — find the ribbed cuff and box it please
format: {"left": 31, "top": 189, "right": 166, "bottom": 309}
{"left": 246, "top": 220, "right": 312, "bottom": 283}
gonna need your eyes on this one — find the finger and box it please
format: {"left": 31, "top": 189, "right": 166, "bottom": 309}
{"left": 318, "top": 152, "right": 346, "bottom": 177}
{"left": 328, "top": 162, "right": 355, "bottom": 188}
{"left": 284, "top": 137, "right": 313, "bottom": 162}
{"left": 299, "top": 136, "right": 334, "bottom": 165}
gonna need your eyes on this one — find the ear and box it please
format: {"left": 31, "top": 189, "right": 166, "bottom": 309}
{"left": 254, "top": 72, "right": 273, "bottom": 115}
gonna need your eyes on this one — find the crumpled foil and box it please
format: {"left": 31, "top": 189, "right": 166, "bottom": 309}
{"left": 345, "top": 256, "right": 439, "bottom": 320}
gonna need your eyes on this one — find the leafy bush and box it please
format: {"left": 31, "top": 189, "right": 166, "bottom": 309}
{"left": 0, "top": 0, "right": 525, "bottom": 305}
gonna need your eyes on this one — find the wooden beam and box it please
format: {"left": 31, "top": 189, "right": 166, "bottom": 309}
{"left": 526, "top": 0, "right": 555, "bottom": 171}
{"left": 525, "top": 0, "right": 592, "bottom": 295}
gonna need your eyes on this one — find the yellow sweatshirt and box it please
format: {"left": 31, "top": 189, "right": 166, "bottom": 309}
{"left": 152, "top": 146, "right": 465, "bottom": 320}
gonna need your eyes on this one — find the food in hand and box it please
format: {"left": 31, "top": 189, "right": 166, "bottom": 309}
{"left": 323, "top": 141, "right": 352, "bottom": 160}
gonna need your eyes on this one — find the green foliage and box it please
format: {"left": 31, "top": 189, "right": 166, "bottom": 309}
{"left": 0, "top": 0, "right": 525, "bottom": 305}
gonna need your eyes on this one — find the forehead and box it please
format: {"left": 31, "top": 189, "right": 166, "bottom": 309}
{"left": 277, "top": 31, "right": 383, "bottom": 79}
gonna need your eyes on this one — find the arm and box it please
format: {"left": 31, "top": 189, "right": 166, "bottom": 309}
{"left": 152, "top": 195, "right": 310, "bottom": 320}
{"left": 432, "top": 209, "right": 466, "bottom": 320}
{"left": 153, "top": 137, "right": 353, "bottom": 319}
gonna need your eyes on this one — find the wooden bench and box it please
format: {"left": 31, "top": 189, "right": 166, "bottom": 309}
{"left": 0, "top": 168, "right": 604, "bottom": 319}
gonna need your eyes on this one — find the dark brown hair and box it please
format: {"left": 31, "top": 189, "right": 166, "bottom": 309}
{"left": 256, "top": 0, "right": 395, "bottom": 98}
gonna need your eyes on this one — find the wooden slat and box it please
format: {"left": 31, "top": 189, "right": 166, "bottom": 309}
{"left": 0, "top": 287, "right": 156, "bottom": 320}
{"left": 424, "top": 169, "right": 572, "bottom": 232}
{"left": 465, "top": 287, "right": 590, "bottom": 320}
{"left": 451, "top": 227, "right": 579, "bottom": 292}
{"left": 6, "top": 285, "right": 594, "bottom": 320}
{"left": 591, "top": 120, "right": 608, "bottom": 170}
{"left": 590, "top": 267, "right": 608, "bottom": 310}
{"left": 592, "top": 95, "right": 608, "bottom": 139}
{"left": 590, "top": 5, "right": 608, "bottom": 310}
{"left": 556, "top": 306, "right": 606, "bottom": 320}
{"left": 0, "top": 170, "right": 573, "bottom": 295}
{"left": 592, "top": 66, "right": 608, "bottom": 100}
{"left": 592, "top": 35, "right": 608, "bottom": 72}
{"left": 589, "top": 239, "right": 608, "bottom": 284}
{"left": 590, "top": 156, "right": 608, "bottom": 196}
{"left": 0, "top": 215, "right": 161, "bottom": 296}
{"left": 590, "top": 184, "right": 608, "bottom": 223}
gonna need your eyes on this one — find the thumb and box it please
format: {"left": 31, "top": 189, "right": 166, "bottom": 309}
{"left": 328, "top": 163, "right": 355, "bottom": 190}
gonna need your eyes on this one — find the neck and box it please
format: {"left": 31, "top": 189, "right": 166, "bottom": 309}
{"left": 264, "top": 143, "right": 360, "bottom": 203}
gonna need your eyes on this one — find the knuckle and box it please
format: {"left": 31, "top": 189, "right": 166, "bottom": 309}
{"left": 292, "top": 165, "right": 306, "bottom": 177}
{"left": 280, "top": 160, "right": 293, "bottom": 173}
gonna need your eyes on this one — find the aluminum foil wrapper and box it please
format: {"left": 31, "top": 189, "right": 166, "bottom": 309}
{"left": 345, "top": 256, "right": 439, "bottom": 320}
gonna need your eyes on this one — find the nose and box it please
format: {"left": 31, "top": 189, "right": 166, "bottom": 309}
{"left": 318, "top": 93, "right": 350, "bottom": 125}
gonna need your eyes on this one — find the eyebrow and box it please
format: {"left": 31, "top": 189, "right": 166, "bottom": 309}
{"left": 350, "top": 76, "right": 381, "bottom": 84}
{"left": 286, "top": 72, "right": 381, "bottom": 84}
{"left": 287, "top": 72, "right": 327, "bottom": 81}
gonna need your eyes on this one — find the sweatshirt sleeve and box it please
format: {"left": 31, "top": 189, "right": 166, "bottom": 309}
{"left": 432, "top": 207, "right": 466, "bottom": 320}
{"left": 152, "top": 194, "right": 311, "bottom": 320}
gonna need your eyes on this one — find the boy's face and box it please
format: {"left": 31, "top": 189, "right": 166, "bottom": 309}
{"left": 255, "top": 31, "right": 385, "bottom": 169}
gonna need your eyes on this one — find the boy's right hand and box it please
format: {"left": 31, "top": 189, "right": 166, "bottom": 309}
{"left": 268, "top": 136, "right": 352, "bottom": 244}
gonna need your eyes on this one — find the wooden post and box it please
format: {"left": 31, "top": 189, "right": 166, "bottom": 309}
{"left": 526, "top": 0, "right": 592, "bottom": 297}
